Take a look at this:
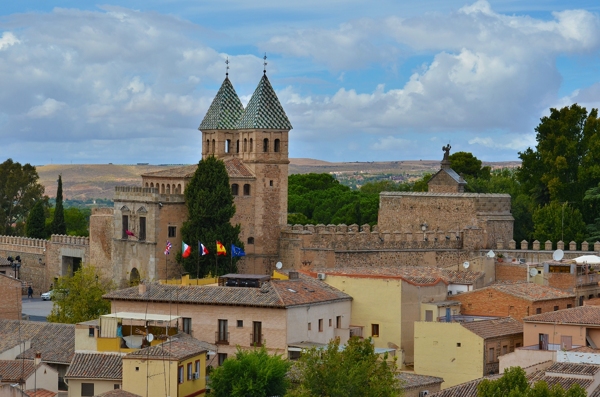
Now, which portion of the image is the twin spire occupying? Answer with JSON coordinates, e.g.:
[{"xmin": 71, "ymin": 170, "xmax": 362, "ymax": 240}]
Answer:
[{"xmin": 198, "ymin": 56, "xmax": 292, "ymax": 131}]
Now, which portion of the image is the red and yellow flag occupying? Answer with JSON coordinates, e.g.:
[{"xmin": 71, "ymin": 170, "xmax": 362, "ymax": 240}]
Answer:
[{"xmin": 216, "ymin": 241, "xmax": 227, "ymax": 256}]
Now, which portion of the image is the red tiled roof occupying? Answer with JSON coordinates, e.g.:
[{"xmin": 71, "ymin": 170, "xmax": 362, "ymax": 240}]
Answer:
[
  {"xmin": 461, "ymin": 317, "xmax": 523, "ymax": 339},
  {"xmin": 124, "ymin": 333, "xmax": 207, "ymax": 362},
  {"xmin": 524, "ymin": 305, "xmax": 600, "ymax": 325},
  {"xmin": 96, "ymin": 390, "xmax": 141, "ymax": 397},
  {"xmin": 0, "ymin": 360, "xmax": 36, "ymax": 382},
  {"xmin": 140, "ymin": 158, "xmax": 254, "ymax": 180},
  {"xmin": 25, "ymin": 389, "xmax": 57, "ymax": 397},
  {"xmin": 544, "ymin": 362, "xmax": 600, "ymax": 376},
  {"xmin": 224, "ymin": 157, "xmax": 254, "ymax": 178},
  {"xmin": 396, "ymin": 372, "xmax": 444, "ymax": 389},
  {"xmin": 65, "ymin": 353, "xmax": 123, "ymax": 380},
  {"xmin": 104, "ymin": 276, "xmax": 351, "ymax": 308},
  {"xmin": 459, "ymin": 283, "xmax": 574, "ymax": 302}
]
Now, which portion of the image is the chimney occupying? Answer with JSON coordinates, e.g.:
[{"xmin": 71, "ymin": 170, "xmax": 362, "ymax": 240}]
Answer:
[
  {"xmin": 138, "ymin": 282, "xmax": 146, "ymax": 295},
  {"xmin": 34, "ymin": 352, "xmax": 41, "ymax": 366},
  {"xmin": 289, "ymin": 271, "xmax": 299, "ymax": 280}
]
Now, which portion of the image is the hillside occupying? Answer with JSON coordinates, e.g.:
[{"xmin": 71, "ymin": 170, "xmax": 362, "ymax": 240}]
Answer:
[{"xmin": 37, "ymin": 159, "xmax": 521, "ymax": 200}]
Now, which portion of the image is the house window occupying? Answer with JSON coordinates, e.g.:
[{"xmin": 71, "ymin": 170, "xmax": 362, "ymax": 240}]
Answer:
[
  {"xmin": 371, "ymin": 324, "xmax": 379, "ymax": 337},
  {"xmin": 178, "ymin": 366, "xmax": 184, "ymax": 383},
  {"xmin": 269, "ymin": 180, "xmax": 273, "ymax": 186},
  {"xmin": 329, "ymin": 319, "xmax": 332, "ymax": 327},
  {"xmin": 336, "ymin": 316, "xmax": 342, "ymax": 328},
  {"xmin": 567, "ymin": 304, "xmax": 572, "ymax": 308},
  {"xmin": 195, "ymin": 360, "xmax": 200, "ymax": 377},
  {"xmin": 536, "ymin": 308, "xmax": 542, "ymax": 314},
  {"xmin": 218, "ymin": 353, "xmax": 227, "ymax": 366},
  {"xmin": 252, "ymin": 321, "xmax": 262, "ymax": 346},
  {"xmin": 217, "ymin": 319, "xmax": 228, "ymax": 344},
  {"xmin": 243, "ymin": 184, "xmax": 251, "ymax": 196},
  {"xmin": 274, "ymin": 139, "xmax": 280, "ymax": 152},
  {"xmin": 457, "ymin": 343, "xmax": 461, "ymax": 347},
  {"xmin": 168, "ymin": 226, "xmax": 176, "ymax": 238},
  {"xmin": 502, "ymin": 345, "xmax": 507, "ymax": 355},
  {"xmin": 114, "ymin": 384, "xmax": 120, "ymax": 389},
  {"xmin": 554, "ymin": 306, "xmax": 559, "ymax": 311},
  {"xmin": 308, "ymin": 322, "xmax": 311, "ymax": 331},
  {"xmin": 425, "ymin": 310, "xmax": 433, "ymax": 322},
  {"xmin": 139, "ymin": 217, "xmax": 146, "ymax": 241},
  {"xmin": 88, "ymin": 327, "xmax": 94, "ymax": 337},
  {"xmin": 232, "ymin": 184, "xmax": 239, "ymax": 196},
  {"xmin": 122, "ymin": 215, "xmax": 129, "ymax": 239},
  {"xmin": 187, "ymin": 362, "xmax": 193, "ymax": 380},
  {"xmin": 237, "ymin": 320, "xmax": 243, "ymax": 328},
  {"xmin": 263, "ymin": 138, "xmax": 269, "ymax": 152},
  {"xmin": 248, "ymin": 237, "xmax": 254, "ymax": 244},
  {"xmin": 488, "ymin": 347, "xmax": 495, "ymax": 363},
  {"xmin": 539, "ymin": 333, "xmax": 549, "ymax": 350},
  {"xmin": 319, "ymin": 319, "xmax": 323, "ymax": 332},
  {"xmin": 81, "ymin": 383, "xmax": 94, "ymax": 396},
  {"xmin": 183, "ymin": 318, "xmax": 192, "ymax": 335}
]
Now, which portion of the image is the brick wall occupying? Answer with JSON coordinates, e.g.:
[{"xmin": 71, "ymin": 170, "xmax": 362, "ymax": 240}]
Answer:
[
  {"xmin": 452, "ymin": 289, "xmax": 576, "ymax": 321},
  {"xmin": 496, "ymin": 263, "xmax": 527, "ymax": 282},
  {"xmin": 0, "ymin": 274, "xmax": 22, "ymax": 320}
]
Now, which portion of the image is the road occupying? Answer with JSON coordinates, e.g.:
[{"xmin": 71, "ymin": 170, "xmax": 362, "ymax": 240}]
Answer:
[{"xmin": 22, "ymin": 297, "xmax": 53, "ymax": 322}]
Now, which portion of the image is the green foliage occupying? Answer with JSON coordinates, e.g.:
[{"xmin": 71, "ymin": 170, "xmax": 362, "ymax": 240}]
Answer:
[
  {"xmin": 0, "ymin": 159, "xmax": 45, "ymax": 235},
  {"xmin": 180, "ymin": 156, "xmax": 242, "ymax": 277},
  {"xmin": 64, "ymin": 207, "xmax": 90, "ymax": 237},
  {"xmin": 449, "ymin": 151, "xmax": 491, "ymax": 179},
  {"xmin": 478, "ymin": 366, "xmax": 586, "ymax": 397},
  {"xmin": 359, "ymin": 180, "xmax": 413, "ymax": 194},
  {"xmin": 412, "ymin": 173, "xmax": 432, "ymax": 192},
  {"xmin": 532, "ymin": 202, "xmax": 586, "ymax": 245},
  {"xmin": 26, "ymin": 200, "xmax": 47, "ymax": 239},
  {"xmin": 287, "ymin": 337, "xmax": 402, "ymax": 397},
  {"xmin": 209, "ymin": 345, "xmax": 291, "ymax": 397},
  {"xmin": 47, "ymin": 264, "xmax": 114, "ymax": 324},
  {"xmin": 51, "ymin": 175, "xmax": 67, "ymax": 235}
]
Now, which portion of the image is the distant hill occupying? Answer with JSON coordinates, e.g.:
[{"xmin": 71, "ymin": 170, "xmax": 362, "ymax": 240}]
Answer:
[{"xmin": 37, "ymin": 159, "xmax": 521, "ymax": 200}]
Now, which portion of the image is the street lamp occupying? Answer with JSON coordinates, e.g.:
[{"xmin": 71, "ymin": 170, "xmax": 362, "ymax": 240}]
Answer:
[{"xmin": 7, "ymin": 256, "xmax": 21, "ymax": 279}]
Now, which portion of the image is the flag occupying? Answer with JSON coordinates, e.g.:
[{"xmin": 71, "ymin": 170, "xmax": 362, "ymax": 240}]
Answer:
[
  {"xmin": 126, "ymin": 230, "xmax": 136, "ymax": 237},
  {"xmin": 198, "ymin": 242, "xmax": 209, "ymax": 256},
  {"xmin": 164, "ymin": 241, "xmax": 172, "ymax": 255},
  {"xmin": 216, "ymin": 241, "xmax": 227, "ymax": 256},
  {"xmin": 231, "ymin": 244, "xmax": 246, "ymax": 257},
  {"xmin": 182, "ymin": 242, "xmax": 192, "ymax": 258}
]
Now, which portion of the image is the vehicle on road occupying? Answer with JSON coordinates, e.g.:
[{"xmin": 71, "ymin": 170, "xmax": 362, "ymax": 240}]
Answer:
[{"xmin": 41, "ymin": 290, "xmax": 53, "ymax": 301}]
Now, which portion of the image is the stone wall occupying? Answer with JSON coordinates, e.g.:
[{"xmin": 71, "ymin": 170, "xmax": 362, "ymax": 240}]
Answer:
[
  {"xmin": 0, "ymin": 274, "xmax": 22, "ymax": 320},
  {"xmin": 89, "ymin": 207, "xmax": 114, "ymax": 274},
  {"xmin": 0, "ymin": 235, "xmax": 48, "ymax": 293}
]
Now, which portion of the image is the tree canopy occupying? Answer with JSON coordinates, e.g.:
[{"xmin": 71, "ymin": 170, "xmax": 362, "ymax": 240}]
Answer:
[
  {"xmin": 287, "ymin": 337, "xmax": 402, "ymax": 397},
  {"xmin": 478, "ymin": 366, "xmax": 586, "ymax": 397},
  {"xmin": 180, "ymin": 156, "xmax": 242, "ymax": 277},
  {"xmin": 0, "ymin": 159, "xmax": 45, "ymax": 235},
  {"xmin": 26, "ymin": 200, "xmax": 47, "ymax": 239},
  {"xmin": 208, "ymin": 345, "xmax": 291, "ymax": 397},
  {"xmin": 449, "ymin": 151, "xmax": 491, "ymax": 179},
  {"xmin": 47, "ymin": 264, "xmax": 114, "ymax": 324},
  {"xmin": 50, "ymin": 175, "xmax": 67, "ymax": 235}
]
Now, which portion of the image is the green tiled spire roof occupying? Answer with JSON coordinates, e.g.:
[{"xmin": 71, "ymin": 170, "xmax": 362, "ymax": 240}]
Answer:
[
  {"xmin": 199, "ymin": 77, "xmax": 244, "ymax": 130},
  {"xmin": 236, "ymin": 74, "xmax": 293, "ymax": 130}
]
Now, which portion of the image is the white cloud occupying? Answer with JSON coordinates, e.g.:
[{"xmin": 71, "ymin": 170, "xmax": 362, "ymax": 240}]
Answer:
[
  {"xmin": 0, "ymin": 32, "xmax": 19, "ymax": 50},
  {"xmin": 27, "ymin": 98, "xmax": 67, "ymax": 118}
]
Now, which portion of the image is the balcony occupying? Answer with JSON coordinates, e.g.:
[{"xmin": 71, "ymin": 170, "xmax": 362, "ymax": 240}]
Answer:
[
  {"xmin": 250, "ymin": 333, "xmax": 264, "ymax": 347},
  {"xmin": 215, "ymin": 332, "xmax": 229, "ymax": 345},
  {"xmin": 576, "ymin": 273, "xmax": 600, "ymax": 286},
  {"xmin": 349, "ymin": 326, "xmax": 363, "ymax": 338}
]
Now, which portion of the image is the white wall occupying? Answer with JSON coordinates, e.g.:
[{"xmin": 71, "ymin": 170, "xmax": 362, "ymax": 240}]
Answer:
[{"xmin": 286, "ymin": 301, "xmax": 352, "ymax": 345}]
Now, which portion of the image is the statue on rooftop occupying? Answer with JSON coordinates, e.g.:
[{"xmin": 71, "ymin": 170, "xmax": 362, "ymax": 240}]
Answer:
[{"xmin": 442, "ymin": 144, "xmax": 451, "ymax": 161}]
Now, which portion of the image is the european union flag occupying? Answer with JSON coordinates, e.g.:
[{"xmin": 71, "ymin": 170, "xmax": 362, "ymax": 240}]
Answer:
[{"xmin": 231, "ymin": 244, "xmax": 246, "ymax": 257}]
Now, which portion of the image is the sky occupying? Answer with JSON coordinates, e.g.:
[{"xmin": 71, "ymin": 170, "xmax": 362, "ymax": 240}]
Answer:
[{"xmin": 1, "ymin": 1, "xmax": 600, "ymax": 165}]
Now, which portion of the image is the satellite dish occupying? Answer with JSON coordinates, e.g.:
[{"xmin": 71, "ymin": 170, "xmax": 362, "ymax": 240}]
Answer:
[
  {"xmin": 529, "ymin": 268, "xmax": 538, "ymax": 278},
  {"xmin": 463, "ymin": 261, "xmax": 470, "ymax": 269},
  {"xmin": 486, "ymin": 250, "xmax": 495, "ymax": 258},
  {"xmin": 276, "ymin": 262, "xmax": 283, "ymax": 270},
  {"xmin": 553, "ymin": 249, "xmax": 564, "ymax": 261},
  {"xmin": 146, "ymin": 333, "xmax": 154, "ymax": 342}
]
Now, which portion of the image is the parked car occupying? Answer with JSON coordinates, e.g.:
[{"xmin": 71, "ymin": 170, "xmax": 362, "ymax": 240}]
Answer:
[
  {"xmin": 41, "ymin": 289, "xmax": 68, "ymax": 301},
  {"xmin": 41, "ymin": 290, "xmax": 53, "ymax": 301}
]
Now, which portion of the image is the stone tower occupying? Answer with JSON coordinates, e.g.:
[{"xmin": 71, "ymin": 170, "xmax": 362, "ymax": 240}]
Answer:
[{"xmin": 199, "ymin": 73, "xmax": 292, "ymax": 273}]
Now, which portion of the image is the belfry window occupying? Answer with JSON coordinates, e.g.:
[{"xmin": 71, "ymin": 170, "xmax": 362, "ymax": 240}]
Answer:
[
  {"xmin": 263, "ymin": 138, "xmax": 269, "ymax": 152},
  {"xmin": 243, "ymin": 184, "xmax": 251, "ymax": 196},
  {"xmin": 232, "ymin": 184, "xmax": 239, "ymax": 196},
  {"xmin": 274, "ymin": 139, "xmax": 280, "ymax": 152}
]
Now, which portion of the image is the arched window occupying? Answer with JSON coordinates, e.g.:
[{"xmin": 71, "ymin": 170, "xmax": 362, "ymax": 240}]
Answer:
[
  {"xmin": 231, "ymin": 184, "xmax": 239, "ymax": 196},
  {"xmin": 250, "ymin": 138, "xmax": 253, "ymax": 152},
  {"xmin": 243, "ymin": 184, "xmax": 251, "ymax": 196},
  {"xmin": 244, "ymin": 138, "xmax": 247, "ymax": 152},
  {"xmin": 206, "ymin": 139, "xmax": 210, "ymax": 154},
  {"xmin": 274, "ymin": 139, "xmax": 280, "ymax": 153},
  {"xmin": 236, "ymin": 140, "xmax": 240, "ymax": 153},
  {"xmin": 166, "ymin": 184, "xmax": 171, "ymax": 194},
  {"xmin": 247, "ymin": 237, "xmax": 255, "ymax": 244},
  {"xmin": 161, "ymin": 184, "xmax": 165, "ymax": 194},
  {"xmin": 130, "ymin": 268, "xmax": 140, "ymax": 286},
  {"xmin": 263, "ymin": 138, "xmax": 269, "ymax": 152},
  {"xmin": 212, "ymin": 139, "xmax": 216, "ymax": 153},
  {"xmin": 226, "ymin": 139, "xmax": 232, "ymax": 153},
  {"xmin": 145, "ymin": 182, "xmax": 149, "ymax": 187},
  {"xmin": 177, "ymin": 184, "xmax": 182, "ymax": 194}
]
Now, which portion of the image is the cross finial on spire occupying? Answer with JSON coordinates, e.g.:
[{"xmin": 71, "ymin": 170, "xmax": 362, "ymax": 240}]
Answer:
[
  {"xmin": 225, "ymin": 57, "xmax": 230, "ymax": 77},
  {"xmin": 263, "ymin": 53, "xmax": 267, "ymax": 75}
]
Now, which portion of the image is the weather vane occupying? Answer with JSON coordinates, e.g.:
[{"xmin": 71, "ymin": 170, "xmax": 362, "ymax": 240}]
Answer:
[
  {"xmin": 225, "ymin": 57, "xmax": 230, "ymax": 77},
  {"xmin": 263, "ymin": 53, "xmax": 267, "ymax": 74}
]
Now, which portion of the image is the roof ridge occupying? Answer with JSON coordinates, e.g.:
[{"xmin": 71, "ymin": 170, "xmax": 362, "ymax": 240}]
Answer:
[{"xmin": 268, "ymin": 281, "xmax": 286, "ymax": 306}]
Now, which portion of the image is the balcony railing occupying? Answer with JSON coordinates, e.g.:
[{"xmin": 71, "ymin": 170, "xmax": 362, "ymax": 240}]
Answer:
[
  {"xmin": 215, "ymin": 332, "xmax": 229, "ymax": 345},
  {"xmin": 250, "ymin": 333, "xmax": 264, "ymax": 347},
  {"xmin": 349, "ymin": 326, "xmax": 363, "ymax": 338}
]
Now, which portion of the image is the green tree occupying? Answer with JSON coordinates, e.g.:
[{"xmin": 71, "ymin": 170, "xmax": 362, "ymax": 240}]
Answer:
[
  {"xmin": 288, "ymin": 337, "xmax": 402, "ymax": 397},
  {"xmin": 532, "ymin": 202, "xmax": 586, "ymax": 245},
  {"xmin": 51, "ymin": 175, "xmax": 67, "ymax": 235},
  {"xmin": 180, "ymin": 156, "xmax": 242, "ymax": 277},
  {"xmin": 47, "ymin": 264, "xmax": 114, "ymax": 324},
  {"xmin": 412, "ymin": 173, "xmax": 432, "ymax": 192},
  {"xmin": 0, "ymin": 159, "xmax": 45, "ymax": 235},
  {"xmin": 26, "ymin": 200, "xmax": 47, "ymax": 239},
  {"xmin": 478, "ymin": 366, "xmax": 586, "ymax": 397},
  {"xmin": 449, "ymin": 151, "xmax": 491, "ymax": 179},
  {"xmin": 209, "ymin": 345, "xmax": 291, "ymax": 397},
  {"xmin": 64, "ymin": 207, "xmax": 90, "ymax": 237}
]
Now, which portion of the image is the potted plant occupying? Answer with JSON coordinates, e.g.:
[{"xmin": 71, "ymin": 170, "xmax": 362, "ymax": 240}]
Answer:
[{"xmin": 497, "ymin": 253, "xmax": 504, "ymax": 263}]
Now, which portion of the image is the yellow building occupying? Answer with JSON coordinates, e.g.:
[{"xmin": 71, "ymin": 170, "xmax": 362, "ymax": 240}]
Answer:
[
  {"xmin": 414, "ymin": 317, "xmax": 522, "ymax": 389},
  {"xmin": 122, "ymin": 333, "xmax": 207, "ymax": 397}
]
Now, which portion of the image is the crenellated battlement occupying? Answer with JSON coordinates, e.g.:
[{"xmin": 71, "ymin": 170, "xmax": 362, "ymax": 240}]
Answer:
[
  {"xmin": 0, "ymin": 235, "xmax": 47, "ymax": 250},
  {"xmin": 114, "ymin": 185, "xmax": 185, "ymax": 203},
  {"xmin": 506, "ymin": 239, "xmax": 600, "ymax": 252},
  {"xmin": 50, "ymin": 234, "xmax": 89, "ymax": 246}
]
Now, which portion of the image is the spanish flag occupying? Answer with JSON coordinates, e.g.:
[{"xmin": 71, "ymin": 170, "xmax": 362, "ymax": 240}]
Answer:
[{"xmin": 216, "ymin": 241, "xmax": 227, "ymax": 256}]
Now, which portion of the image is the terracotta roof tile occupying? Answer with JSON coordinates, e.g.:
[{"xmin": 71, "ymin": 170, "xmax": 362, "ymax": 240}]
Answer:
[
  {"xmin": 429, "ymin": 377, "xmax": 487, "ymax": 397},
  {"xmin": 141, "ymin": 158, "xmax": 254, "ymax": 180},
  {"xmin": 461, "ymin": 317, "xmax": 523, "ymax": 339},
  {"xmin": 544, "ymin": 362, "xmax": 600, "ymax": 376},
  {"xmin": 396, "ymin": 372, "xmax": 444, "ymax": 389},
  {"xmin": 124, "ymin": 333, "xmax": 207, "ymax": 361},
  {"xmin": 0, "ymin": 360, "xmax": 36, "ymax": 382},
  {"xmin": 65, "ymin": 353, "xmax": 123, "ymax": 380},
  {"xmin": 0, "ymin": 320, "xmax": 74, "ymax": 364},
  {"xmin": 104, "ymin": 275, "xmax": 351, "ymax": 308},
  {"xmin": 96, "ymin": 390, "xmax": 141, "ymax": 397},
  {"xmin": 141, "ymin": 165, "xmax": 198, "ymax": 178},
  {"xmin": 25, "ymin": 389, "xmax": 57, "ymax": 397},
  {"xmin": 461, "ymin": 283, "xmax": 574, "ymax": 302},
  {"xmin": 224, "ymin": 157, "xmax": 254, "ymax": 178},
  {"xmin": 524, "ymin": 305, "xmax": 600, "ymax": 325}
]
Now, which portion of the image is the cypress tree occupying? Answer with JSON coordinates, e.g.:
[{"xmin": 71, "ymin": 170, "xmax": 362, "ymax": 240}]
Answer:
[
  {"xmin": 26, "ymin": 200, "xmax": 46, "ymax": 239},
  {"xmin": 180, "ymin": 156, "xmax": 243, "ymax": 277},
  {"xmin": 51, "ymin": 175, "xmax": 67, "ymax": 235}
]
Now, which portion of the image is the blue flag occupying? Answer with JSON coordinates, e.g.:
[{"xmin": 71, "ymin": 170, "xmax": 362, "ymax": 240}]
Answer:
[{"xmin": 231, "ymin": 244, "xmax": 246, "ymax": 257}]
